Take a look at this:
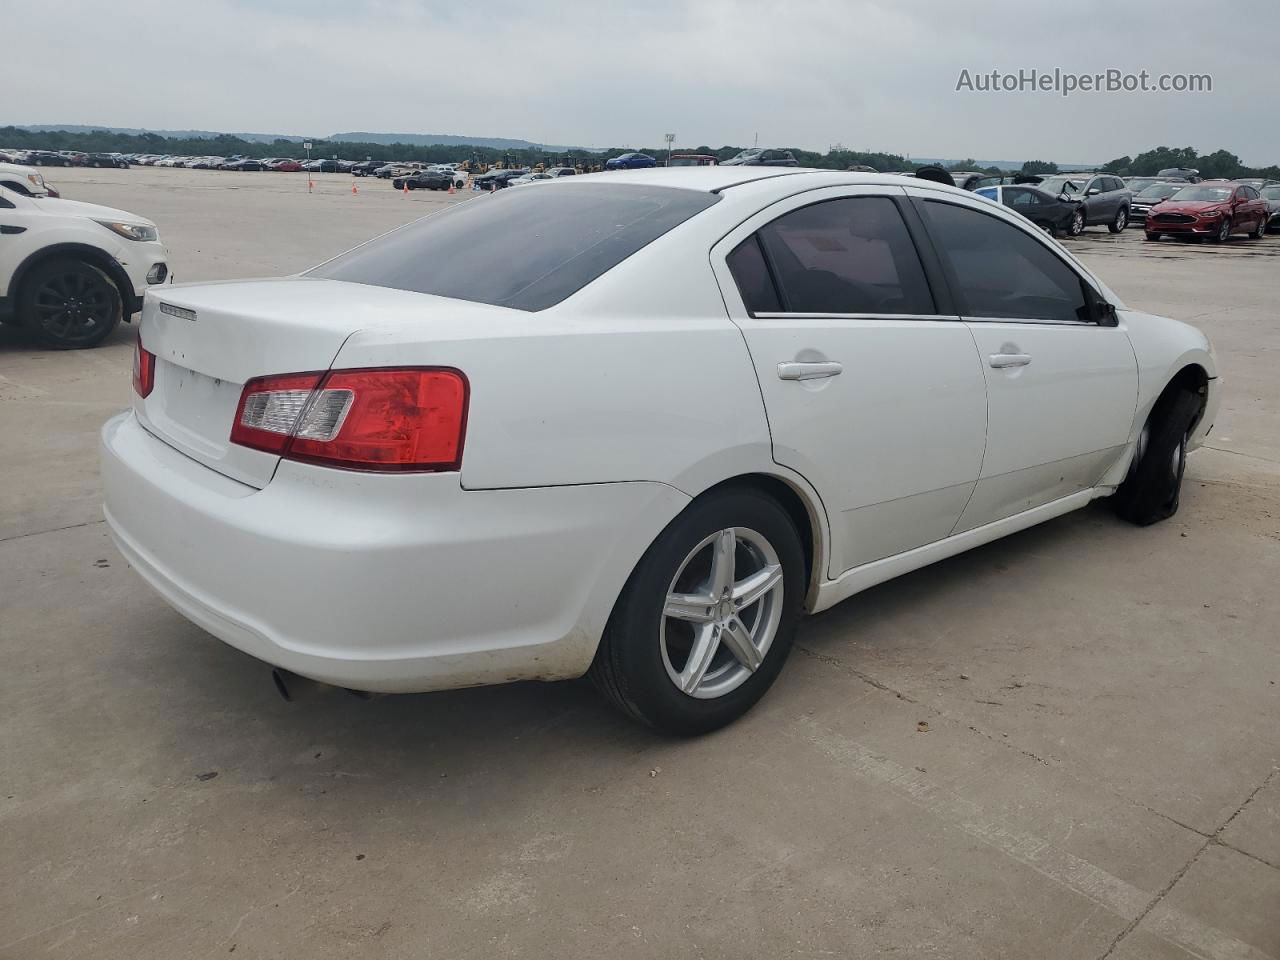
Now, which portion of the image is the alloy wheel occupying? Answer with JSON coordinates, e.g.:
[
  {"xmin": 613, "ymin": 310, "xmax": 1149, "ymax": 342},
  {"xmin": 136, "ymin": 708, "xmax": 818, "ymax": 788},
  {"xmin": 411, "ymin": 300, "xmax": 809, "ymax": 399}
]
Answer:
[
  {"xmin": 32, "ymin": 268, "xmax": 114, "ymax": 345},
  {"xmin": 660, "ymin": 527, "xmax": 785, "ymax": 699},
  {"xmin": 1070, "ymin": 211, "xmax": 1084, "ymax": 236}
]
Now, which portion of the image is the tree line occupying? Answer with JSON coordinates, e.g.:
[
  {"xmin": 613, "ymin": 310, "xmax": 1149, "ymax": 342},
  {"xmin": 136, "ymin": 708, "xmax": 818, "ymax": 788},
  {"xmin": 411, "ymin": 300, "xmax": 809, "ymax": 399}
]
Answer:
[{"xmin": 3, "ymin": 127, "xmax": 1276, "ymax": 180}]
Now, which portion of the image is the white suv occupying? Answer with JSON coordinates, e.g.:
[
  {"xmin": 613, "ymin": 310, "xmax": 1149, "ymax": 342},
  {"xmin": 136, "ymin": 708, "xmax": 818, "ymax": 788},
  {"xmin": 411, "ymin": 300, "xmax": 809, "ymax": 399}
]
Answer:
[{"xmin": 0, "ymin": 173, "xmax": 170, "ymax": 348}]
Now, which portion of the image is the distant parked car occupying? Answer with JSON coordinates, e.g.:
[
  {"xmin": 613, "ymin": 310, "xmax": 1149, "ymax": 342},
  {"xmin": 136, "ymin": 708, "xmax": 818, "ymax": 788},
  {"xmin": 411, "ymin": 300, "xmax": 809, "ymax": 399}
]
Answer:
[
  {"xmin": 1260, "ymin": 185, "xmax": 1280, "ymax": 232},
  {"xmin": 720, "ymin": 148, "xmax": 798, "ymax": 167},
  {"xmin": 1129, "ymin": 183, "xmax": 1185, "ymax": 226},
  {"xmin": 1146, "ymin": 182, "xmax": 1270, "ymax": 242},
  {"xmin": 221, "ymin": 159, "xmax": 266, "ymax": 171},
  {"xmin": 1156, "ymin": 167, "xmax": 1201, "ymax": 183},
  {"xmin": 605, "ymin": 152, "xmax": 658, "ymax": 170},
  {"xmin": 86, "ymin": 153, "xmax": 129, "ymax": 169},
  {"xmin": 305, "ymin": 159, "xmax": 340, "ymax": 173},
  {"xmin": 543, "ymin": 166, "xmax": 577, "ymax": 177},
  {"xmin": 189, "ymin": 157, "xmax": 225, "ymax": 170},
  {"xmin": 668, "ymin": 154, "xmax": 718, "ymax": 167},
  {"xmin": 25, "ymin": 151, "xmax": 71, "ymax": 167},
  {"xmin": 394, "ymin": 169, "xmax": 450, "ymax": 191},
  {"xmin": 1036, "ymin": 173, "xmax": 1132, "ymax": 232},
  {"xmin": 509, "ymin": 172, "xmax": 553, "ymax": 186},
  {"xmin": 473, "ymin": 168, "xmax": 530, "ymax": 190},
  {"xmin": 266, "ymin": 159, "xmax": 301, "ymax": 172},
  {"xmin": 950, "ymin": 171, "xmax": 1004, "ymax": 191},
  {"xmin": 974, "ymin": 184, "xmax": 1086, "ymax": 236},
  {"xmin": 350, "ymin": 161, "xmax": 383, "ymax": 177}
]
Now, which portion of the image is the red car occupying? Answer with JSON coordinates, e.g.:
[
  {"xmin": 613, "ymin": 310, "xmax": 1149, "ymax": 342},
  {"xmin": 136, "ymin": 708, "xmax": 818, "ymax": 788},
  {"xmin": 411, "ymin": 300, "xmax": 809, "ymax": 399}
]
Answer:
[
  {"xmin": 269, "ymin": 159, "xmax": 303, "ymax": 172},
  {"xmin": 1146, "ymin": 181, "xmax": 1270, "ymax": 242}
]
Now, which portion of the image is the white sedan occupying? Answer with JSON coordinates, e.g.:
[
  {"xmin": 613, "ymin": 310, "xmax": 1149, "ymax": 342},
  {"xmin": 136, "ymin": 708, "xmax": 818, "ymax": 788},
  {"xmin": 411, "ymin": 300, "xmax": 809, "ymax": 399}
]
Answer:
[{"xmin": 101, "ymin": 168, "xmax": 1219, "ymax": 734}]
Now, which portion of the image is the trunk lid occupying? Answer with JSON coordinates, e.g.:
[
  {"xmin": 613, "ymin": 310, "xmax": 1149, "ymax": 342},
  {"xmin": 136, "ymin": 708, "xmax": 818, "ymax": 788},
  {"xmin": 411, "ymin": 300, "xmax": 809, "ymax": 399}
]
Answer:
[{"xmin": 135, "ymin": 277, "xmax": 451, "ymax": 487}]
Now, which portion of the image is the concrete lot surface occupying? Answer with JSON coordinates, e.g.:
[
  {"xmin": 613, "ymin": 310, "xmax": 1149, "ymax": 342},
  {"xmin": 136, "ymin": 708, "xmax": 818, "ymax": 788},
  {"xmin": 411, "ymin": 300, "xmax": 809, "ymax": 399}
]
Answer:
[{"xmin": 2, "ymin": 167, "xmax": 1277, "ymax": 959}]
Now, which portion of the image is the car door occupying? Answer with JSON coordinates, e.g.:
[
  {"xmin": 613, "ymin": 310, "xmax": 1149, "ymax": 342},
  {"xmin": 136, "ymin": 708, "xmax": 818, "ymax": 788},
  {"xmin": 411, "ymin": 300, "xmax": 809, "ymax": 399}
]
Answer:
[
  {"xmin": 1082, "ymin": 176, "xmax": 1108, "ymax": 223},
  {"xmin": 711, "ymin": 186, "xmax": 988, "ymax": 576},
  {"xmin": 907, "ymin": 189, "xmax": 1137, "ymax": 531}
]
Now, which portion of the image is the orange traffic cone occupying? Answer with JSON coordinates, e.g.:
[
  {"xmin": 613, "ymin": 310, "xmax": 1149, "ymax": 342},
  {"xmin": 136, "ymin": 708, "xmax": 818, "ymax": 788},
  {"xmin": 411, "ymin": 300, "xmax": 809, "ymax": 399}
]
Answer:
[
  {"xmin": 448, "ymin": 182, "xmax": 456, "ymax": 195},
  {"xmin": 308, "ymin": 179, "xmax": 315, "ymax": 191},
  {"xmin": 351, "ymin": 182, "xmax": 358, "ymax": 195}
]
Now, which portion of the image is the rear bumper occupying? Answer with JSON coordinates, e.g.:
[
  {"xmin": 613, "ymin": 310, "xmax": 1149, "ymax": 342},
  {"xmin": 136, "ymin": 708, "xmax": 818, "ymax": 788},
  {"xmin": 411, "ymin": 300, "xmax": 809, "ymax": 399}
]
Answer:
[{"xmin": 101, "ymin": 412, "xmax": 688, "ymax": 693}]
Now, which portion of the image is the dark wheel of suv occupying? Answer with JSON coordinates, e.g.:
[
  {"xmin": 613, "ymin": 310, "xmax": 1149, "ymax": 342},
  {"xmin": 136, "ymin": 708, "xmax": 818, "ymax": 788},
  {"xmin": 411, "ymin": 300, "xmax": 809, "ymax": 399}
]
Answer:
[
  {"xmin": 1108, "ymin": 206, "xmax": 1128, "ymax": 233},
  {"xmin": 1145, "ymin": 232, "xmax": 1161, "ymax": 241},
  {"xmin": 1067, "ymin": 209, "xmax": 1085, "ymax": 237},
  {"xmin": 17, "ymin": 258, "xmax": 122, "ymax": 349},
  {"xmin": 590, "ymin": 487, "xmax": 805, "ymax": 735},
  {"xmin": 1112, "ymin": 390, "xmax": 1202, "ymax": 526},
  {"xmin": 1249, "ymin": 216, "xmax": 1266, "ymax": 240},
  {"xmin": 1211, "ymin": 217, "xmax": 1232, "ymax": 243}
]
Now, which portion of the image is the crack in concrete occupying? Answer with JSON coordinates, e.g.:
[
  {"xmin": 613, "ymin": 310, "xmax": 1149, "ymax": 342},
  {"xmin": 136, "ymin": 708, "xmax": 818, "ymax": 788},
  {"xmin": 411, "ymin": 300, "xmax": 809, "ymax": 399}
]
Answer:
[
  {"xmin": 793, "ymin": 644, "xmax": 918, "ymax": 703},
  {"xmin": 1097, "ymin": 768, "xmax": 1279, "ymax": 959},
  {"xmin": 0, "ymin": 518, "xmax": 105, "ymax": 544}
]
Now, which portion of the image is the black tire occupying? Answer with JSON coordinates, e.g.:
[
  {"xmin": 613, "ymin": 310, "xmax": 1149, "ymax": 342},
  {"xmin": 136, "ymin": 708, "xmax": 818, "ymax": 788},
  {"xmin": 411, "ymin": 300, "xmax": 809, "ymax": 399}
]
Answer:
[
  {"xmin": 1113, "ymin": 390, "xmax": 1202, "ymax": 526},
  {"xmin": 1211, "ymin": 217, "xmax": 1231, "ymax": 243},
  {"xmin": 589, "ymin": 487, "xmax": 806, "ymax": 735},
  {"xmin": 1249, "ymin": 216, "xmax": 1265, "ymax": 240},
  {"xmin": 1108, "ymin": 206, "xmax": 1128, "ymax": 233},
  {"xmin": 1145, "ymin": 232, "xmax": 1160, "ymax": 242},
  {"xmin": 1067, "ymin": 209, "xmax": 1085, "ymax": 237},
  {"xmin": 17, "ymin": 258, "xmax": 122, "ymax": 349}
]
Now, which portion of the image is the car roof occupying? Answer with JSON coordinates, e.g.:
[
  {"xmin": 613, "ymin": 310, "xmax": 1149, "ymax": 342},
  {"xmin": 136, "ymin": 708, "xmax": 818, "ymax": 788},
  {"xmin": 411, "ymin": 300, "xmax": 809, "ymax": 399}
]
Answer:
[{"xmin": 577, "ymin": 166, "xmax": 809, "ymax": 192}]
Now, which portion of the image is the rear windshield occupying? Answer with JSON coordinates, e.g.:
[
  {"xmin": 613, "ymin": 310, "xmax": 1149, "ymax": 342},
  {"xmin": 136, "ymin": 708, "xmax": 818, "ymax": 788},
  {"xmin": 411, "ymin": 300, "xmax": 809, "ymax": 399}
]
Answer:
[{"xmin": 309, "ymin": 183, "xmax": 719, "ymax": 311}]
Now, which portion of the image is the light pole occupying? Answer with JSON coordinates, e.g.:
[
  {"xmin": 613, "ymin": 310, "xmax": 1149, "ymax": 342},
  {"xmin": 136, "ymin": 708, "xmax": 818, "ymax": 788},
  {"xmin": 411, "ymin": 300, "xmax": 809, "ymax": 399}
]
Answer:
[{"xmin": 665, "ymin": 133, "xmax": 675, "ymax": 167}]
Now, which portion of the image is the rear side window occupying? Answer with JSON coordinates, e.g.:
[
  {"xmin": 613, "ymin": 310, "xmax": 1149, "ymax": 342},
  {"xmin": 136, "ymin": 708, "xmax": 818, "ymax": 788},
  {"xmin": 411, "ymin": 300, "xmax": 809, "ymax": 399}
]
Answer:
[
  {"xmin": 726, "ymin": 236, "xmax": 781, "ymax": 313},
  {"xmin": 754, "ymin": 197, "xmax": 935, "ymax": 315},
  {"xmin": 309, "ymin": 183, "xmax": 720, "ymax": 312},
  {"xmin": 922, "ymin": 200, "xmax": 1090, "ymax": 324}
]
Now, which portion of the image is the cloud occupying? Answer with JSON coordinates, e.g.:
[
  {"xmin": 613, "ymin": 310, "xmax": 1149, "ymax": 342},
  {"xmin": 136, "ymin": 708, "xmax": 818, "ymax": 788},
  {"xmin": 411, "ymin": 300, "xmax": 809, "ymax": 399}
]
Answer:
[{"xmin": 4, "ymin": 0, "xmax": 1277, "ymax": 164}]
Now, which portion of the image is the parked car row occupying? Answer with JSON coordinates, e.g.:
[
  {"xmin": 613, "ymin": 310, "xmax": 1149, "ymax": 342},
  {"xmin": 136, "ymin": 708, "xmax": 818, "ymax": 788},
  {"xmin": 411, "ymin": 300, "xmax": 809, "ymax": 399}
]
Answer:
[{"xmin": 1, "ymin": 149, "xmax": 129, "ymax": 168}]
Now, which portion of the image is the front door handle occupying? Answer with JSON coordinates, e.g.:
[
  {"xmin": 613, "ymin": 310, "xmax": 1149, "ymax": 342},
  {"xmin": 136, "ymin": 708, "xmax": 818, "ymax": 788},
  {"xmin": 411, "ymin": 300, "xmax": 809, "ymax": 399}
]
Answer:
[
  {"xmin": 777, "ymin": 361, "xmax": 843, "ymax": 381},
  {"xmin": 989, "ymin": 353, "xmax": 1032, "ymax": 369}
]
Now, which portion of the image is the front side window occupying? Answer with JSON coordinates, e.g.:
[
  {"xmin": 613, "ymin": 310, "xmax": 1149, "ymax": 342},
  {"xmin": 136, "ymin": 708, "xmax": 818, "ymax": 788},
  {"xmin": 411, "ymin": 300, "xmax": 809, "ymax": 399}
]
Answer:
[
  {"xmin": 309, "ymin": 183, "xmax": 719, "ymax": 312},
  {"xmin": 753, "ymin": 197, "xmax": 935, "ymax": 315},
  {"xmin": 922, "ymin": 200, "xmax": 1091, "ymax": 324}
]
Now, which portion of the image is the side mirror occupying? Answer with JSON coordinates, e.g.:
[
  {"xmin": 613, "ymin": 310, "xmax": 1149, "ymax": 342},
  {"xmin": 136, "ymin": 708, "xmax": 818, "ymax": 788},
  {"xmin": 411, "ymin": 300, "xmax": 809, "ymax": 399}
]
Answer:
[
  {"xmin": 1093, "ymin": 299, "xmax": 1119, "ymax": 327},
  {"xmin": 1087, "ymin": 187, "xmax": 1102, "ymax": 196}
]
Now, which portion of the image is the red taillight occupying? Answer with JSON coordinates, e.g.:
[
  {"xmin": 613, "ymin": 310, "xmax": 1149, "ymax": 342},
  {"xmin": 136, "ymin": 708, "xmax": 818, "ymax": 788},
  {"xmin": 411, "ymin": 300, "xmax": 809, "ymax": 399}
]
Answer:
[
  {"xmin": 229, "ymin": 367, "xmax": 468, "ymax": 472},
  {"xmin": 132, "ymin": 340, "xmax": 156, "ymax": 398}
]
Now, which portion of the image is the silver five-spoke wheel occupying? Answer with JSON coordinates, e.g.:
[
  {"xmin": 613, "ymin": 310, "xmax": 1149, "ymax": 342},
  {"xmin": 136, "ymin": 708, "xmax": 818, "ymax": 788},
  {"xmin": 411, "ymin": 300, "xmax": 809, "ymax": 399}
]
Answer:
[{"xmin": 660, "ymin": 527, "xmax": 784, "ymax": 699}]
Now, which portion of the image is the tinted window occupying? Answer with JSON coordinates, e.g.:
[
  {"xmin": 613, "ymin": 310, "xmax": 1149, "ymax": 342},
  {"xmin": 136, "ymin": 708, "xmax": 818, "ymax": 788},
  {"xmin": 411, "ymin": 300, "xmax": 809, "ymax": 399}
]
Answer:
[
  {"xmin": 726, "ymin": 235, "xmax": 781, "ymax": 314},
  {"xmin": 1241, "ymin": 186, "xmax": 1259, "ymax": 199},
  {"xmin": 922, "ymin": 200, "xmax": 1090, "ymax": 324},
  {"xmin": 1004, "ymin": 187, "xmax": 1037, "ymax": 208},
  {"xmin": 309, "ymin": 184, "xmax": 719, "ymax": 312},
  {"xmin": 756, "ymin": 197, "xmax": 934, "ymax": 315}
]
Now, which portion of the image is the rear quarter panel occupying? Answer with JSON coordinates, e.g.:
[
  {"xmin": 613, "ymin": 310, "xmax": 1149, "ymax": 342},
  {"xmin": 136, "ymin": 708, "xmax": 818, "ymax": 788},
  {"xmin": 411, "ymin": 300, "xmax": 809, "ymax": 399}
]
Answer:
[{"xmin": 330, "ymin": 278, "xmax": 775, "ymax": 495}]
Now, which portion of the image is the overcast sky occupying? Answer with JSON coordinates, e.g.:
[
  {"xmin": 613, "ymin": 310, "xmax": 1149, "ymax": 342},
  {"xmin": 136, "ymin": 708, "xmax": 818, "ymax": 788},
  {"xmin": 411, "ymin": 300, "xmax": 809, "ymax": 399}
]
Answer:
[{"xmin": 6, "ymin": 0, "xmax": 1277, "ymax": 164}]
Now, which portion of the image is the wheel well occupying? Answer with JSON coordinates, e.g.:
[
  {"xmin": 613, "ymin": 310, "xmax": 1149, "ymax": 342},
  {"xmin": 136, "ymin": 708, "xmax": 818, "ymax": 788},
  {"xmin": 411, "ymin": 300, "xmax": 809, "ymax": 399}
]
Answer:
[
  {"xmin": 1152, "ymin": 364, "xmax": 1209, "ymax": 432},
  {"xmin": 698, "ymin": 474, "xmax": 820, "ymax": 590},
  {"xmin": 9, "ymin": 244, "xmax": 135, "ymax": 309}
]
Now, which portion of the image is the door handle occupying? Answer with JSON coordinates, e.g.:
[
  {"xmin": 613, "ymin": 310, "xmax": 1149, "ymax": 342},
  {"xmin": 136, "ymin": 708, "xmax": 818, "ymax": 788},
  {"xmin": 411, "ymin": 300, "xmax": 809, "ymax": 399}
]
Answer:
[
  {"xmin": 989, "ymin": 353, "xmax": 1032, "ymax": 369},
  {"xmin": 777, "ymin": 361, "xmax": 843, "ymax": 381}
]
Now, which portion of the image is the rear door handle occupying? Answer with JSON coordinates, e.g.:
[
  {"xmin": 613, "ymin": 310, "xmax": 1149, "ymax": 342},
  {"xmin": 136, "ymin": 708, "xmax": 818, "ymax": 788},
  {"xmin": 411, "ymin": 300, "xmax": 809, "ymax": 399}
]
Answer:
[
  {"xmin": 777, "ymin": 361, "xmax": 843, "ymax": 381},
  {"xmin": 989, "ymin": 353, "xmax": 1032, "ymax": 369}
]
